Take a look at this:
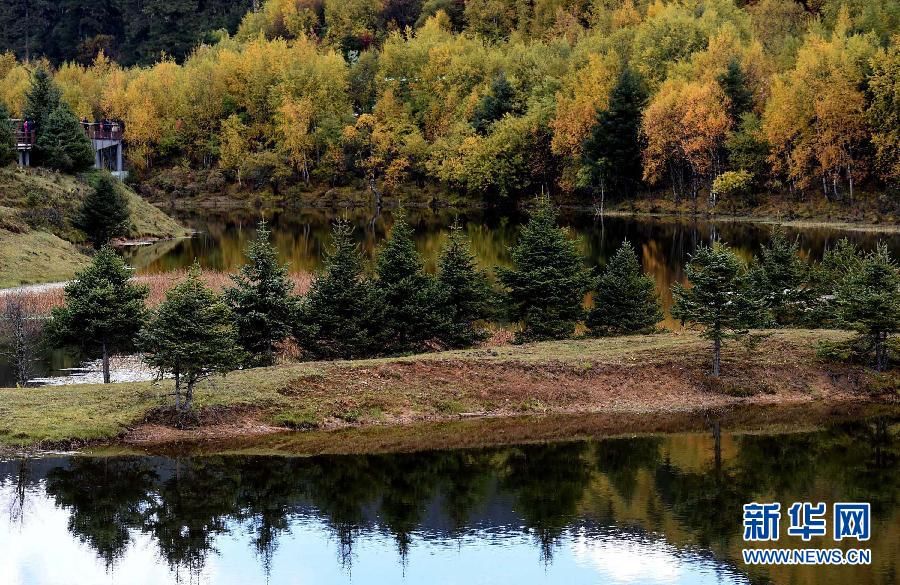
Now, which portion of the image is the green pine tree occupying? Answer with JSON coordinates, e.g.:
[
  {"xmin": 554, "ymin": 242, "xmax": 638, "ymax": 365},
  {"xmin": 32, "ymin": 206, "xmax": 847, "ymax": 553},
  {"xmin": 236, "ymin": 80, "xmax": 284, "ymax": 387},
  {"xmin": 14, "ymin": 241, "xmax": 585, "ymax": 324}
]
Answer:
[
  {"xmin": 23, "ymin": 67, "xmax": 62, "ymax": 133},
  {"xmin": 140, "ymin": 264, "xmax": 243, "ymax": 411},
  {"xmin": 748, "ymin": 230, "xmax": 812, "ymax": 326},
  {"xmin": 437, "ymin": 223, "xmax": 494, "ymax": 348},
  {"xmin": 75, "ymin": 172, "xmax": 131, "ymax": 248},
  {"xmin": 724, "ymin": 113, "xmax": 769, "ymax": 182},
  {"xmin": 224, "ymin": 220, "xmax": 299, "ymax": 366},
  {"xmin": 46, "ymin": 247, "xmax": 148, "ymax": 384},
  {"xmin": 672, "ymin": 243, "xmax": 763, "ymax": 376},
  {"xmin": 835, "ymin": 243, "xmax": 900, "ymax": 371},
  {"xmin": 587, "ymin": 240, "xmax": 662, "ymax": 336},
  {"xmin": 717, "ymin": 58, "xmax": 754, "ymax": 124},
  {"xmin": 580, "ymin": 66, "xmax": 647, "ymax": 199},
  {"xmin": 0, "ymin": 104, "xmax": 15, "ymax": 165},
  {"xmin": 296, "ymin": 219, "xmax": 376, "ymax": 360},
  {"xmin": 471, "ymin": 72, "xmax": 516, "ymax": 135},
  {"xmin": 372, "ymin": 211, "xmax": 450, "ymax": 354},
  {"xmin": 808, "ymin": 238, "xmax": 863, "ymax": 327},
  {"xmin": 36, "ymin": 103, "xmax": 95, "ymax": 173},
  {"xmin": 497, "ymin": 198, "xmax": 592, "ymax": 341}
]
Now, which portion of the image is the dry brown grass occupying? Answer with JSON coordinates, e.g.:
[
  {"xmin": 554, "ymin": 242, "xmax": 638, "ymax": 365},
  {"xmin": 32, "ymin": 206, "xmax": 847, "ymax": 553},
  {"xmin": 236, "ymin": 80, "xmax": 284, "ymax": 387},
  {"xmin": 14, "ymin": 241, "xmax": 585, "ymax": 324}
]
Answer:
[
  {"xmin": 0, "ymin": 329, "xmax": 893, "ymax": 451},
  {"xmin": 137, "ymin": 270, "xmax": 313, "ymax": 306},
  {"xmin": 0, "ymin": 270, "xmax": 313, "ymax": 315}
]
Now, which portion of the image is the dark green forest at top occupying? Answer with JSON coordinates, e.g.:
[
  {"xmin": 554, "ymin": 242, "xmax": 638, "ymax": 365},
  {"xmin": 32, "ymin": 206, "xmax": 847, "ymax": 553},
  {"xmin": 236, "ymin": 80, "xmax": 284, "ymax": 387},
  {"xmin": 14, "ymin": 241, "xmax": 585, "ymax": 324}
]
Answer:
[{"xmin": 0, "ymin": 0, "xmax": 253, "ymax": 66}]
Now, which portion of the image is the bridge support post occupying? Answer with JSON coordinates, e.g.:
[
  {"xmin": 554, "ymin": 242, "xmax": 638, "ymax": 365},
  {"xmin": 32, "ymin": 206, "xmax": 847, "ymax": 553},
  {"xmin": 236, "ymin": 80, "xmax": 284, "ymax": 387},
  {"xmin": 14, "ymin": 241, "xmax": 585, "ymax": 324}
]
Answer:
[{"xmin": 116, "ymin": 142, "xmax": 123, "ymax": 173}]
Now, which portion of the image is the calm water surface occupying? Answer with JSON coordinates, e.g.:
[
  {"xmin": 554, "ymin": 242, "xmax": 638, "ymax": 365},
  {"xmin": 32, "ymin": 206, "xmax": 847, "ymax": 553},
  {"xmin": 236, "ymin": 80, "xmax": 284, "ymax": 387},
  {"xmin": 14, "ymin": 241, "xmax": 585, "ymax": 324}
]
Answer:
[
  {"xmin": 1, "ymin": 418, "xmax": 898, "ymax": 584},
  {"xmin": 126, "ymin": 207, "xmax": 900, "ymax": 319}
]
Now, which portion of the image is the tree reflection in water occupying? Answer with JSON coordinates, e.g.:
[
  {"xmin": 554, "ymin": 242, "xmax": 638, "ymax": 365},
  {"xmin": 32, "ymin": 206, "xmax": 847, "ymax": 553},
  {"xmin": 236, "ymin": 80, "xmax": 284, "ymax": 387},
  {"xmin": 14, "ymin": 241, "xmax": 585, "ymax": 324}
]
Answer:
[{"xmin": 3, "ymin": 416, "xmax": 896, "ymax": 583}]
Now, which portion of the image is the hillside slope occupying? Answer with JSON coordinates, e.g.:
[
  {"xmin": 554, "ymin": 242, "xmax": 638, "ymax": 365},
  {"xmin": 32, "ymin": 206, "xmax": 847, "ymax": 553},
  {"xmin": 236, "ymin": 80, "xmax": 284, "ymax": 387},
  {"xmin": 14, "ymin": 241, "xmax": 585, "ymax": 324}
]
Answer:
[{"xmin": 0, "ymin": 166, "xmax": 188, "ymax": 287}]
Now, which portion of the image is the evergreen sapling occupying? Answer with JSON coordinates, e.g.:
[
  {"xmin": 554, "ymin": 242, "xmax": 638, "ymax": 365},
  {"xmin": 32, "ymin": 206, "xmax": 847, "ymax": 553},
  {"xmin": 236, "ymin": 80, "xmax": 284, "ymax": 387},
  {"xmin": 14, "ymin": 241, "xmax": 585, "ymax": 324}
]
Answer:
[
  {"xmin": 224, "ymin": 220, "xmax": 299, "ymax": 366},
  {"xmin": 46, "ymin": 247, "xmax": 148, "ymax": 383},
  {"xmin": 437, "ymin": 222, "xmax": 494, "ymax": 347},
  {"xmin": 296, "ymin": 219, "xmax": 377, "ymax": 360},
  {"xmin": 588, "ymin": 239, "xmax": 662, "ymax": 336},
  {"xmin": 140, "ymin": 265, "xmax": 243, "ymax": 411},
  {"xmin": 672, "ymin": 243, "xmax": 763, "ymax": 376},
  {"xmin": 497, "ymin": 198, "xmax": 592, "ymax": 341}
]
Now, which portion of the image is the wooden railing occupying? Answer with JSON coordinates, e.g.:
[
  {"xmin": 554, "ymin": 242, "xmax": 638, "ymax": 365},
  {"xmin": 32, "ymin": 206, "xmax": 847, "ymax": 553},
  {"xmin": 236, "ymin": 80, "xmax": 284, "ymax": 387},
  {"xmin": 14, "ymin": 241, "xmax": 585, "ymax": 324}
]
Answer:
[
  {"xmin": 84, "ymin": 123, "xmax": 124, "ymax": 141},
  {"xmin": 15, "ymin": 129, "xmax": 36, "ymax": 147},
  {"xmin": 7, "ymin": 119, "xmax": 124, "ymax": 146}
]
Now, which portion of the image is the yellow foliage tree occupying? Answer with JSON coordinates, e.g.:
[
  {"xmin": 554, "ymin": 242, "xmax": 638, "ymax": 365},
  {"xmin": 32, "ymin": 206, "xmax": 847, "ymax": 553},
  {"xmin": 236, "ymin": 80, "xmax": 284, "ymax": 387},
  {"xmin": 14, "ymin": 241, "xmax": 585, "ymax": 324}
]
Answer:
[
  {"xmin": 0, "ymin": 56, "xmax": 31, "ymax": 117},
  {"xmin": 219, "ymin": 114, "xmax": 251, "ymax": 186},
  {"xmin": 762, "ymin": 22, "xmax": 877, "ymax": 199},
  {"xmin": 276, "ymin": 95, "xmax": 315, "ymax": 183},
  {"xmin": 550, "ymin": 52, "xmax": 619, "ymax": 160},
  {"xmin": 642, "ymin": 79, "xmax": 731, "ymax": 200}
]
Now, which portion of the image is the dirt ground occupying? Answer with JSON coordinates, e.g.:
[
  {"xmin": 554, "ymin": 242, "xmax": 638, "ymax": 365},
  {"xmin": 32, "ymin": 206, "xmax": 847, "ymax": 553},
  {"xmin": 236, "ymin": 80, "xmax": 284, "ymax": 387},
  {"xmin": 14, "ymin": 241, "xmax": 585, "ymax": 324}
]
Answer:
[{"xmin": 118, "ymin": 332, "xmax": 894, "ymax": 449}]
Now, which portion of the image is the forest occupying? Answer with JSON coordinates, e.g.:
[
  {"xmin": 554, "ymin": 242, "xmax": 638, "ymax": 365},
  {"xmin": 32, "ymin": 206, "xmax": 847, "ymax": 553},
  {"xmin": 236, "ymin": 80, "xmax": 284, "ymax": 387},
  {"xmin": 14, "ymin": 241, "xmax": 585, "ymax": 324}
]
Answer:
[
  {"xmin": 0, "ymin": 0, "xmax": 254, "ymax": 65},
  {"xmin": 1, "ymin": 0, "xmax": 899, "ymax": 204}
]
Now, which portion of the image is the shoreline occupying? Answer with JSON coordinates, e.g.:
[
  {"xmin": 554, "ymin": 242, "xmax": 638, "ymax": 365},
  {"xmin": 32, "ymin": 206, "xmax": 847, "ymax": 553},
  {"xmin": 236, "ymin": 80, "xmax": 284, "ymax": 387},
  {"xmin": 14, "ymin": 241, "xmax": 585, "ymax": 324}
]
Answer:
[
  {"xmin": 1, "ymin": 330, "xmax": 896, "ymax": 458},
  {"xmin": 155, "ymin": 192, "xmax": 900, "ymax": 232},
  {"xmin": 5, "ymin": 397, "xmax": 898, "ymax": 460},
  {"xmin": 595, "ymin": 209, "xmax": 900, "ymax": 234},
  {"xmin": 99, "ymin": 401, "xmax": 900, "ymax": 458}
]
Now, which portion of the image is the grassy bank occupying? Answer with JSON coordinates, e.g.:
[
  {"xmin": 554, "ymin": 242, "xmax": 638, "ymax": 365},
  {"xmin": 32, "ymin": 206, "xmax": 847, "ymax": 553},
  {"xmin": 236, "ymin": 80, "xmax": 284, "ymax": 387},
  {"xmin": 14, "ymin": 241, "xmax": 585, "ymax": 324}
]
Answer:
[
  {"xmin": 0, "ymin": 329, "xmax": 895, "ymax": 452},
  {"xmin": 0, "ymin": 166, "xmax": 189, "ymax": 287}
]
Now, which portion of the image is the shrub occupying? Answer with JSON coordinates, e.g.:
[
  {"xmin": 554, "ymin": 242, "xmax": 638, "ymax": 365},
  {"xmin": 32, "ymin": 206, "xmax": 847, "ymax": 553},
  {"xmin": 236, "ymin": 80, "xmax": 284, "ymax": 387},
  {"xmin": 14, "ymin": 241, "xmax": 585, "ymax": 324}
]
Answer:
[{"xmin": 711, "ymin": 170, "xmax": 753, "ymax": 204}]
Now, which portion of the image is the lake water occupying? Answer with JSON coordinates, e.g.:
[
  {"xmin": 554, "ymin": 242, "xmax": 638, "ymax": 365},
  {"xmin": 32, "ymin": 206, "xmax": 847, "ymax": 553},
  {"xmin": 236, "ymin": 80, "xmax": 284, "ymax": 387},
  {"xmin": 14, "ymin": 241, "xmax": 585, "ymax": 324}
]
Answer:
[
  {"xmin": 2, "ymin": 208, "xmax": 899, "ymax": 387},
  {"xmin": 125, "ymin": 207, "xmax": 900, "ymax": 319},
  {"xmin": 1, "ymin": 416, "xmax": 897, "ymax": 584}
]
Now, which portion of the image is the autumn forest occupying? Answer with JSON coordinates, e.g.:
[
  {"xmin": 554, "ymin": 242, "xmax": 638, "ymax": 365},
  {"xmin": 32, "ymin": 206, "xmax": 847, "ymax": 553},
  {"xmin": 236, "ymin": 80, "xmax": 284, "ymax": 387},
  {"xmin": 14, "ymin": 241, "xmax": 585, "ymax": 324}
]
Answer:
[{"xmin": 1, "ymin": 0, "xmax": 899, "ymax": 204}]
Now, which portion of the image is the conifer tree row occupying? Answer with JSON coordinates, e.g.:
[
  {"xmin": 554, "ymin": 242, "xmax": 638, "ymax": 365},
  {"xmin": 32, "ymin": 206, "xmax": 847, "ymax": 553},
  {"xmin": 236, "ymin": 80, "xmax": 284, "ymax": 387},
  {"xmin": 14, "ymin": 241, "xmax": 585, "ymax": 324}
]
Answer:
[{"xmin": 38, "ymin": 215, "xmax": 898, "ymax": 411}]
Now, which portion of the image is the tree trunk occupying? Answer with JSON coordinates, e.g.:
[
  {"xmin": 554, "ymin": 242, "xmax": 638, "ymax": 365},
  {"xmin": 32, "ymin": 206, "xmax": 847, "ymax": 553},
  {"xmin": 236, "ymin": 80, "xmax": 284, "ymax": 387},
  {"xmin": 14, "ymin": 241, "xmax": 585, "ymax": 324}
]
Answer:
[
  {"xmin": 599, "ymin": 180, "xmax": 605, "ymax": 217},
  {"xmin": 848, "ymin": 162, "xmax": 854, "ymax": 202},
  {"xmin": 174, "ymin": 368, "xmax": 181, "ymax": 411},
  {"xmin": 102, "ymin": 341, "xmax": 110, "ymax": 384},
  {"xmin": 874, "ymin": 331, "xmax": 887, "ymax": 372},
  {"xmin": 184, "ymin": 381, "xmax": 194, "ymax": 413},
  {"xmin": 712, "ymin": 337, "xmax": 721, "ymax": 377}
]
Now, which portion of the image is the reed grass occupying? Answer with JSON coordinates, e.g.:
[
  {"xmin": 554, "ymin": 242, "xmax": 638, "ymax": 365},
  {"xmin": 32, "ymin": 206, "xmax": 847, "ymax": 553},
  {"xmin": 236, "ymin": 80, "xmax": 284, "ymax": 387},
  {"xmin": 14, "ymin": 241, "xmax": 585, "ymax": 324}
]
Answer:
[{"xmin": 0, "ymin": 270, "xmax": 314, "ymax": 315}]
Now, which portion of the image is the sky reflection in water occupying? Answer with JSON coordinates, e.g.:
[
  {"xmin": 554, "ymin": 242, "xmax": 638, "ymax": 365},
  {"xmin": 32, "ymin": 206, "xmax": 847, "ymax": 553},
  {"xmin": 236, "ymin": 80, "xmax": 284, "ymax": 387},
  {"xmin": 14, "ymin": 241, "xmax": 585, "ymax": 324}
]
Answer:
[{"xmin": 1, "ymin": 417, "xmax": 897, "ymax": 585}]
